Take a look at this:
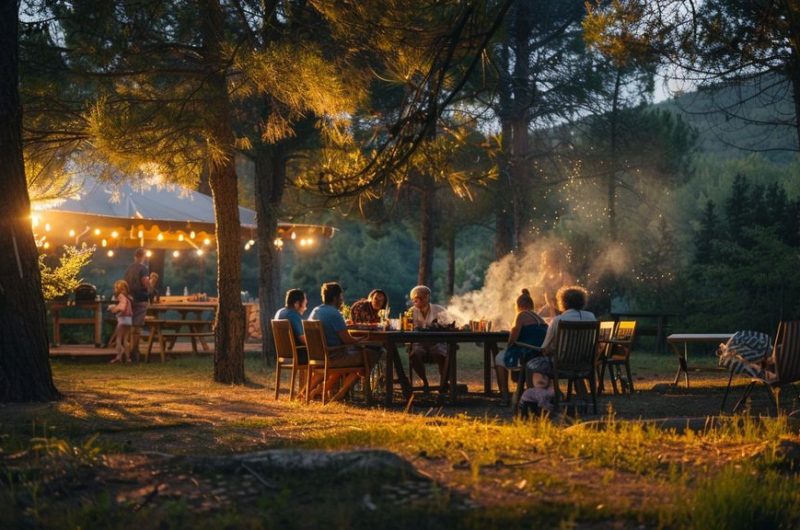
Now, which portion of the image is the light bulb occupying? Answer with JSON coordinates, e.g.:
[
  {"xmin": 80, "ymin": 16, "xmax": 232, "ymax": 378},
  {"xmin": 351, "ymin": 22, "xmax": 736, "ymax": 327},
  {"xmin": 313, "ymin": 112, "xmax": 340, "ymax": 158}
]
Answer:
[
  {"xmin": 157, "ymin": 233, "xmax": 164, "ymax": 241},
  {"xmin": 172, "ymin": 250, "xmax": 180, "ymax": 258},
  {"xmin": 196, "ymin": 249, "xmax": 204, "ymax": 256},
  {"xmin": 203, "ymin": 238, "xmax": 211, "ymax": 245},
  {"xmin": 178, "ymin": 234, "xmax": 184, "ymax": 241},
  {"xmin": 45, "ymin": 223, "xmax": 51, "ymax": 232},
  {"xmin": 68, "ymin": 229, "xmax": 76, "ymax": 237},
  {"xmin": 107, "ymin": 250, "xmax": 114, "ymax": 257},
  {"xmin": 101, "ymin": 239, "xmax": 107, "ymax": 247},
  {"xmin": 94, "ymin": 228, "xmax": 101, "ymax": 236},
  {"xmin": 111, "ymin": 230, "xmax": 119, "ymax": 238},
  {"xmin": 145, "ymin": 250, "xmax": 152, "ymax": 257},
  {"xmin": 190, "ymin": 231, "xmax": 196, "ymax": 239}
]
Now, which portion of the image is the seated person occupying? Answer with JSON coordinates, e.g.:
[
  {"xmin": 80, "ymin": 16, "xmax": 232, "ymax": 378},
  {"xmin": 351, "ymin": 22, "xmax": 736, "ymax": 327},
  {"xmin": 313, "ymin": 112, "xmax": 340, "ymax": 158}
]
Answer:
[
  {"xmin": 308, "ymin": 282, "xmax": 380, "ymax": 397},
  {"xmin": 494, "ymin": 288, "xmax": 548, "ymax": 404},
  {"xmin": 539, "ymin": 285, "xmax": 596, "ymax": 353},
  {"xmin": 408, "ymin": 285, "xmax": 450, "ymax": 392},
  {"xmin": 538, "ymin": 285, "xmax": 596, "ymax": 403},
  {"xmin": 350, "ymin": 289, "xmax": 389, "ymax": 324},
  {"xmin": 273, "ymin": 288, "xmax": 308, "ymax": 362},
  {"xmin": 519, "ymin": 356, "xmax": 555, "ymax": 416}
]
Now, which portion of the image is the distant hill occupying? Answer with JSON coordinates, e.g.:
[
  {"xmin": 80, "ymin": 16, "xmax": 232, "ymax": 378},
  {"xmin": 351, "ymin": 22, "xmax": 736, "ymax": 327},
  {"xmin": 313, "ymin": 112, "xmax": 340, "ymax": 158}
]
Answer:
[{"xmin": 656, "ymin": 74, "xmax": 798, "ymax": 163}]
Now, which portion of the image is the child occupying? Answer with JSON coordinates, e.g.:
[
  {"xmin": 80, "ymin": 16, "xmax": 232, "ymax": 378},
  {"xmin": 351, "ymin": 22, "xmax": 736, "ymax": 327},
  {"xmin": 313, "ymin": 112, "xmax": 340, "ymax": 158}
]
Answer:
[
  {"xmin": 519, "ymin": 356, "xmax": 555, "ymax": 416},
  {"xmin": 109, "ymin": 280, "xmax": 133, "ymax": 363}
]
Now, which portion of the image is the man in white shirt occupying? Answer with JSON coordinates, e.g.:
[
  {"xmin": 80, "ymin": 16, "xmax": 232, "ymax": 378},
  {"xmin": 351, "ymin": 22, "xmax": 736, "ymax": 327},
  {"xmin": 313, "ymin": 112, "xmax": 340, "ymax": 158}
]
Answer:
[{"xmin": 408, "ymin": 285, "xmax": 451, "ymax": 391}]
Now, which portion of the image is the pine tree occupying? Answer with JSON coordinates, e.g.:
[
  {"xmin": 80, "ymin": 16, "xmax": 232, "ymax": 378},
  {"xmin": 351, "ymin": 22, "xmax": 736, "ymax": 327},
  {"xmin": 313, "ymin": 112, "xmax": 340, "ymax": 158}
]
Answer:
[{"xmin": 694, "ymin": 200, "xmax": 718, "ymax": 265}]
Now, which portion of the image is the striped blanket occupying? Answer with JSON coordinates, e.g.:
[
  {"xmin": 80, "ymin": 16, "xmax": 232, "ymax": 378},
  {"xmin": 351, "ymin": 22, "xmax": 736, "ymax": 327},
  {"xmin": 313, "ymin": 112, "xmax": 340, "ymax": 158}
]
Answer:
[{"xmin": 717, "ymin": 330, "xmax": 772, "ymax": 376}]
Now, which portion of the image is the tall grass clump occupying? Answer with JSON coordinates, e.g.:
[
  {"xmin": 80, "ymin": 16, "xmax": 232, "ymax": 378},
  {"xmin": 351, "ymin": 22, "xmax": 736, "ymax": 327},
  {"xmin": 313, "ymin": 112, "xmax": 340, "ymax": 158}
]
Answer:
[{"xmin": 664, "ymin": 465, "xmax": 800, "ymax": 529}]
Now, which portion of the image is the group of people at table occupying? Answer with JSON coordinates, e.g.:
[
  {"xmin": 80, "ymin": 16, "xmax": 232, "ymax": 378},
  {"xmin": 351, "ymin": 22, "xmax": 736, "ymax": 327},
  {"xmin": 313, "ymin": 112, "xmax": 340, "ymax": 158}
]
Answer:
[{"xmin": 274, "ymin": 278, "xmax": 596, "ymax": 411}]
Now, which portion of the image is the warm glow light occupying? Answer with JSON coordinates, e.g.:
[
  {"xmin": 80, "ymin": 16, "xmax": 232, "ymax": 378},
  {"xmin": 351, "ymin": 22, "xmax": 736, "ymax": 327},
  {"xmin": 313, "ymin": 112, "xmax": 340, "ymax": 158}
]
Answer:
[
  {"xmin": 203, "ymin": 238, "xmax": 211, "ymax": 245},
  {"xmin": 107, "ymin": 250, "xmax": 114, "ymax": 257},
  {"xmin": 31, "ymin": 215, "xmax": 40, "ymax": 228},
  {"xmin": 178, "ymin": 234, "xmax": 184, "ymax": 241},
  {"xmin": 138, "ymin": 230, "xmax": 144, "ymax": 238},
  {"xmin": 44, "ymin": 223, "xmax": 51, "ymax": 232},
  {"xmin": 145, "ymin": 250, "xmax": 153, "ymax": 257},
  {"xmin": 157, "ymin": 233, "xmax": 164, "ymax": 241},
  {"xmin": 43, "ymin": 242, "xmax": 50, "ymax": 249},
  {"xmin": 307, "ymin": 237, "xmax": 315, "ymax": 246},
  {"xmin": 299, "ymin": 239, "xmax": 307, "ymax": 247},
  {"xmin": 190, "ymin": 231, "xmax": 196, "ymax": 239},
  {"xmin": 273, "ymin": 238, "xmax": 284, "ymax": 248},
  {"xmin": 94, "ymin": 228, "xmax": 101, "ymax": 236},
  {"xmin": 111, "ymin": 230, "xmax": 119, "ymax": 238},
  {"xmin": 68, "ymin": 229, "xmax": 76, "ymax": 237},
  {"xmin": 196, "ymin": 249, "xmax": 204, "ymax": 256},
  {"xmin": 101, "ymin": 239, "xmax": 107, "ymax": 247},
  {"xmin": 291, "ymin": 232, "xmax": 297, "ymax": 240},
  {"xmin": 172, "ymin": 250, "xmax": 180, "ymax": 258},
  {"xmin": 244, "ymin": 243, "xmax": 251, "ymax": 251},
  {"xmin": 247, "ymin": 239, "xmax": 255, "ymax": 246}
]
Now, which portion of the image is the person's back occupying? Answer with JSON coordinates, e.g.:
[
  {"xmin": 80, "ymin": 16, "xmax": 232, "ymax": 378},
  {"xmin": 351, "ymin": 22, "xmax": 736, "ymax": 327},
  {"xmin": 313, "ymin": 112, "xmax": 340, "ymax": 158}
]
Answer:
[
  {"xmin": 540, "ymin": 286, "xmax": 595, "ymax": 352},
  {"xmin": 308, "ymin": 303, "xmax": 345, "ymax": 347},
  {"xmin": 124, "ymin": 262, "xmax": 149, "ymax": 303}
]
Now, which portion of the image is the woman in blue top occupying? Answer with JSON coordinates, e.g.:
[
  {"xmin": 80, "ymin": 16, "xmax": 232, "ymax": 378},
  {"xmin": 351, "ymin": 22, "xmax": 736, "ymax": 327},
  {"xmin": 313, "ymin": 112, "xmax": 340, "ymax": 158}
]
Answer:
[{"xmin": 495, "ymin": 288, "xmax": 548, "ymax": 404}]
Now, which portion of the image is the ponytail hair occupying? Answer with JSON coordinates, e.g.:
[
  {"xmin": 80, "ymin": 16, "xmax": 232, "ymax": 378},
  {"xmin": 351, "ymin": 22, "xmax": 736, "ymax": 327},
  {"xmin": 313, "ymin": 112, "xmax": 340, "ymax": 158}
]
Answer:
[{"xmin": 516, "ymin": 288, "xmax": 534, "ymax": 310}]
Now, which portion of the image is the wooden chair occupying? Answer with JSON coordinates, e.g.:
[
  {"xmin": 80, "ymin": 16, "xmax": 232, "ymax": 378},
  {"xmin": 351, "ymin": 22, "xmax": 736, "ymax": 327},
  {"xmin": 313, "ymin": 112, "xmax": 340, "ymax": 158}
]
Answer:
[
  {"xmin": 552, "ymin": 320, "xmax": 601, "ymax": 414},
  {"xmin": 732, "ymin": 320, "xmax": 800, "ymax": 415},
  {"xmin": 271, "ymin": 319, "xmax": 307, "ymax": 401},
  {"xmin": 302, "ymin": 320, "xmax": 372, "ymax": 405},
  {"xmin": 598, "ymin": 321, "xmax": 637, "ymax": 396}
]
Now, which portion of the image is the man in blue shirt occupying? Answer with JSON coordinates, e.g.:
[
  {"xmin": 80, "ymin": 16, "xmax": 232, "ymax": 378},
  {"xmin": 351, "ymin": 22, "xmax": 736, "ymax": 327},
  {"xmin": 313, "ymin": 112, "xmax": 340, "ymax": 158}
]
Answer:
[
  {"xmin": 308, "ymin": 282, "xmax": 380, "ymax": 398},
  {"xmin": 273, "ymin": 288, "xmax": 307, "ymax": 363}
]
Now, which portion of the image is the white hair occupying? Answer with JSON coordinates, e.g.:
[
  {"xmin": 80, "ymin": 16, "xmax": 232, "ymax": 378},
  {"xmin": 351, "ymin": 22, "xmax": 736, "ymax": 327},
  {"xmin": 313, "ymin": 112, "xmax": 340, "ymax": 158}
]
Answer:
[{"xmin": 410, "ymin": 285, "xmax": 431, "ymax": 298}]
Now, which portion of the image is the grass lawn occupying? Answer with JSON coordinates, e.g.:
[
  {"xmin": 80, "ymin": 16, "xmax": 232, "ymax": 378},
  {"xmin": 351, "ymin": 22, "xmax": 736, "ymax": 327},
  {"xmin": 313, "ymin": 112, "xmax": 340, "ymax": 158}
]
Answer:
[{"xmin": 1, "ymin": 347, "xmax": 799, "ymax": 529}]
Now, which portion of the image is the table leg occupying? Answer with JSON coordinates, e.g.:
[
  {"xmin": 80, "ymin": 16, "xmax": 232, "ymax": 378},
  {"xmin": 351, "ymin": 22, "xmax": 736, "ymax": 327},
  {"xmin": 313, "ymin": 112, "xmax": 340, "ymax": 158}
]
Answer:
[
  {"xmin": 94, "ymin": 303, "xmax": 102, "ymax": 347},
  {"xmin": 483, "ymin": 342, "xmax": 491, "ymax": 395},
  {"xmin": 384, "ymin": 343, "xmax": 394, "ymax": 406},
  {"xmin": 448, "ymin": 344, "xmax": 458, "ymax": 404}
]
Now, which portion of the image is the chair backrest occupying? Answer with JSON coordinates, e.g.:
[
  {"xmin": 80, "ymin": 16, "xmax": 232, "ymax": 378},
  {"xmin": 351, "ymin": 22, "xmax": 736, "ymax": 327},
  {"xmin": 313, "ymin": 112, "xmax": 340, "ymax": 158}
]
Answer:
[
  {"xmin": 271, "ymin": 320, "xmax": 298, "ymax": 362},
  {"xmin": 614, "ymin": 321, "xmax": 637, "ymax": 344},
  {"xmin": 598, "ymin": 321, "xmax": 615, "ymax": 342},
  {"xmin": 774, "ymin": 320, "xmax": 800, "ymax": 384},
  {"xmin": 553, "ymin": 320, "xmax": 601, "ymax": 372},
  {"xmin": 302, "ymin": 320, "xmax": 328, "ymax": 364}
]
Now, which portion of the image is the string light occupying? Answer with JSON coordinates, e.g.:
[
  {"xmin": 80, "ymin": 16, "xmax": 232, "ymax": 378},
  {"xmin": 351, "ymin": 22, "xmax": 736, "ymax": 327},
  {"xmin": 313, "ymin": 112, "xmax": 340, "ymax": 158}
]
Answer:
[
  {"xmin": 111, "ymin": 230, "xmax": 119, "ymax": 238},
  {"xmin": 94, "ymin": 228, "xmax": 101, "ymax": 236},
  {"xmin": 145, "ymin": 250, "xmax": 152, "ymax": 258},
  {"xmin": 203, "ymin": 238, "xmax": 211, "ymax": 245},
  {"xmin": 43, "ymin": 242, "xmax": 50, "ymax": 249},
  {"xmin": 44, "ymin": 223, "xmax": 51, "ymax": 232},
  {"xmin": 101, "ymin": 239, "xmax": 107, "ymax": 247},
  {"xmin": 190, "ymin": 231, "xmax": 196, "ymax": 239},
  {"xmin": 178, "ymin": 234, "xmax": 184, "ymax": 241},
  {"xmin": 244, "ymin": 242, "xmax": 251, "ymax": 251},
  {"xmin": 196, "ymin": 249, "xmax": 204, "ymax": 256},
  {"xmin": 172, "ymin": 250, "xmax": 180, "ymax": 258},
  {"xmin": 107, "ymin": 250, "xmax": 114, "ymax": 257},
  {"xmin": 247, "ymin": 239, "xmax": 255, "ymax": 246},
  {"xmin": 31, "ymin": 215, "xmax": 40, "ymax": 228},
  {"xmin": 68, "ymin": 229, "xmax": 76, "ymax": 237},
  {"xmin": 138, "ymin": 230, "xmax": 144, "ymax": 238},
  {"xmin": 291, "ymin": 232, "xmax": 297, "ymax": 240},
  {"xmin": 157, "ymin": 233, "xmax": 164, "ymax": 241}
]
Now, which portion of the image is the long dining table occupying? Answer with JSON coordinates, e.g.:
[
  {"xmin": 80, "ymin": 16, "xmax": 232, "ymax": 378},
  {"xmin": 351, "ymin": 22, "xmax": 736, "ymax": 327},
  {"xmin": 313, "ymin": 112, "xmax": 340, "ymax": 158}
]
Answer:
[{"xmin": 350, "ymin": 329, "xmax": 510, "ymax": 405}]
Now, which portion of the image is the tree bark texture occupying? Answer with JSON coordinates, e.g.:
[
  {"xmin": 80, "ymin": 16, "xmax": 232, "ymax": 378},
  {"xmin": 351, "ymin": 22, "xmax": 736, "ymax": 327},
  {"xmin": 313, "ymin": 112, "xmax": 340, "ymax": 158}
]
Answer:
[
  {"xmin": 254, "ymin": 143, "xmax": 286, "ymax": 365},
  {"xmin": 418, "ymin": 183, "xmax": 435, "ymax": 290},
  {"xmin": 494, "ymin": 39, "xmax": 516, "ymax": 258},
  {"xmin": 445, "ymin": 231, "xmax": 455, "ymax": 298},
  {"xmin": 201, "ymin": 0, "xmax": 245, "ymax": 384},
  {"xmin": 0, "ymin": 0, "xmax": 60, "ymax": 401},
  {"xmin": 509, "ymin": 0, "xmax": 532, "ymax": 247},
  {"xmin": 608, "ymin": 69, "xmax": 622, "ymax": 242}
]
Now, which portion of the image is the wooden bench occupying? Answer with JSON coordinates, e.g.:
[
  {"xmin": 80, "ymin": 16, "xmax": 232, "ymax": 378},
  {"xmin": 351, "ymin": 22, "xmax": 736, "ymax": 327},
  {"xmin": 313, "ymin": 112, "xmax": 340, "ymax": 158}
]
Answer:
[{"xmin": 144, "ymin": 319, "xmax": 214, "ymax": 362}]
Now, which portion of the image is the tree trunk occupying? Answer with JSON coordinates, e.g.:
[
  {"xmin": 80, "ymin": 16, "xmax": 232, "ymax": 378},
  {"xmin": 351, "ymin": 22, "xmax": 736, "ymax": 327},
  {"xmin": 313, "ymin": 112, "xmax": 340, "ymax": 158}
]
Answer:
[
  {"xmin": 445, "ymin": 231, "xmax": 455, "ymax": 298},
  {"xmin": 0, "ymin": 0, "xmax": 60, "ymax": 402},
  {"xmin": 494, "ymin": 38, "xmax": 516, "ymax": 259},
  {"xmin": 510, "ymin": 0, "xmax": 532, "ymax": 247},
  {"xmin": 202, "ymin": 0, "xmax": 245, "ymax": 384},
  {"xmin": 608, "ymin": 69, "xmax": 622, "ymax": 242},
  {"xmin": 254, "ymin": 143, "xmax": 286, "ymax": 366},
  {"xmin": 418, "ymin": 183, "xmax": 435, "ymax": 290}
]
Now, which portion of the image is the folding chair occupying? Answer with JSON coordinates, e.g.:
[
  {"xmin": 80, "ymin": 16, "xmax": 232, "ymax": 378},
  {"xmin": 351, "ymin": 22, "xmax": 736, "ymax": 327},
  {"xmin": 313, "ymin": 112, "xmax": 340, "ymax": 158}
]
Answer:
[{"xmin": 731, "ymin": 320, "xmax": 800, "ymax": 415}]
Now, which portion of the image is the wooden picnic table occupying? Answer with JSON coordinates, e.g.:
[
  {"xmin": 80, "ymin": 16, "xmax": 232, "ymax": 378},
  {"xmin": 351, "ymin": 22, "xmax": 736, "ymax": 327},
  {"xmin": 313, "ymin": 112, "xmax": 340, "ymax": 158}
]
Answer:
[
  {"xmin": 144, "ymin": 303, "xmax": 216, "ymax": 361},
  {"xmin": 667, "ymin": 333, "xmax": 734, "ymax": 387},
  {"xmin": 351, "ymin": 329, "xmax": 509, "ymax": 405}
]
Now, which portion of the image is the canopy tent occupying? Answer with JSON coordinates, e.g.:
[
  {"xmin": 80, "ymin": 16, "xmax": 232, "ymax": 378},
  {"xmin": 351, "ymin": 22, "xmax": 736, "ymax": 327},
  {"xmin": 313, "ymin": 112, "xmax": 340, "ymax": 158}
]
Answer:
[{"xmin": 31, "ymin": 177, "xmax": 335, "ymax": 252}]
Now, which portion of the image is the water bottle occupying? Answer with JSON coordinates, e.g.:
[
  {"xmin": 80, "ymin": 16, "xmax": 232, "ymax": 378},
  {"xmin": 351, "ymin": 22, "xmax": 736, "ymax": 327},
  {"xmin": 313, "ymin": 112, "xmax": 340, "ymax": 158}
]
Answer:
[
  {"xmin": 166, "ymin": 286, "xmax": 171, "ymax": 296},
  {"xmin": 183, "ymin": 286, "xmax": 189, "ymax": 296}
]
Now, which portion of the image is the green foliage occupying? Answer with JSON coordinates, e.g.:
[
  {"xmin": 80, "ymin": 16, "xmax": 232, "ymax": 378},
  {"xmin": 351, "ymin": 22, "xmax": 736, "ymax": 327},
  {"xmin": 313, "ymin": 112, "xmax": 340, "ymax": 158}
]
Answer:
[{"xmin": 38, "ymin": 245, "xmax": 95, "ymax": 300}]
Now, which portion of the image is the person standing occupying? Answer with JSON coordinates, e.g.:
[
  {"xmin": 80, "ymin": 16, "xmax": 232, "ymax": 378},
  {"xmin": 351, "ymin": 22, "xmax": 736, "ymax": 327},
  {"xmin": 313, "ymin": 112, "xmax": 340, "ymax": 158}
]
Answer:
[{"xmin": 124, "ymin": 248, "xmax": 151, "ymax": 362}]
